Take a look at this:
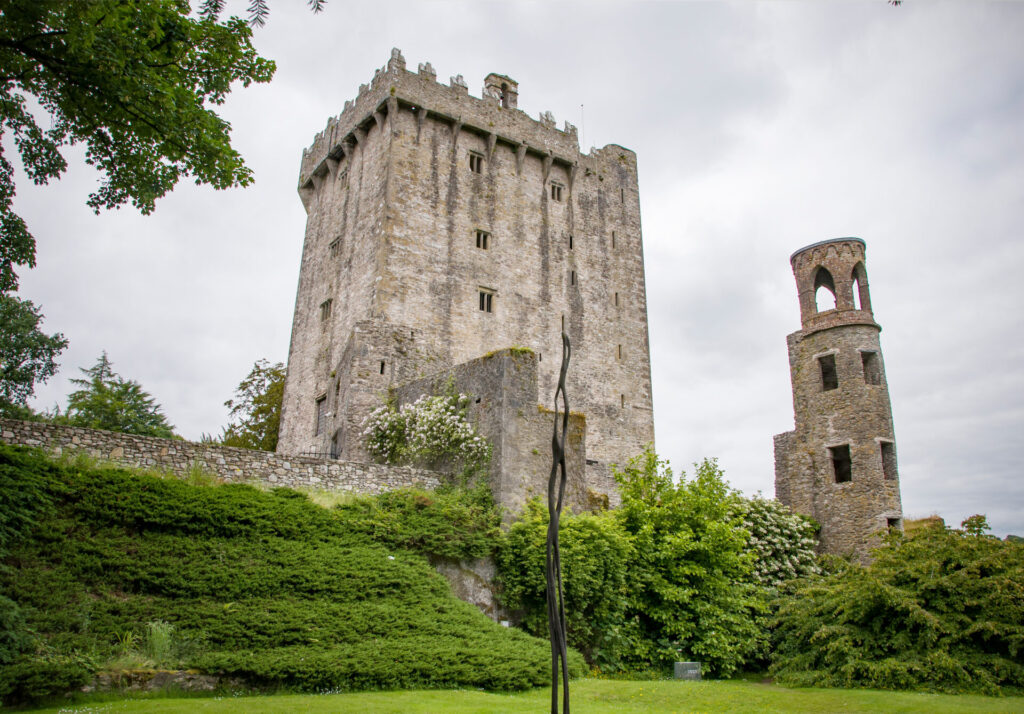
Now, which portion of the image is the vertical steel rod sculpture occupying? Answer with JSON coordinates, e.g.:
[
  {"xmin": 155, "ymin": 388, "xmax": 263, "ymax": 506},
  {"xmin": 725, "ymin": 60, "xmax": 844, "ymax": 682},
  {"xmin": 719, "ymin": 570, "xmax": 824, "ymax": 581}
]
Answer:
[{"xmin": 546, "ymin": 332, "xmax": 571, "ymax": 714}]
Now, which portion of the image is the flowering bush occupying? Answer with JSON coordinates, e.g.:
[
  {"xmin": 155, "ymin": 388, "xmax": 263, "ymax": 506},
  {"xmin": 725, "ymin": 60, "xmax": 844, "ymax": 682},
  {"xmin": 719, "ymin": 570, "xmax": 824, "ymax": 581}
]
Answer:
[
  {"xmin": 361, "ymin": 394, "xmax": 491, "ymax": 477},
  {"xmin": 735, "ymin": 496, "xmax": 819, "ymax": 589}
]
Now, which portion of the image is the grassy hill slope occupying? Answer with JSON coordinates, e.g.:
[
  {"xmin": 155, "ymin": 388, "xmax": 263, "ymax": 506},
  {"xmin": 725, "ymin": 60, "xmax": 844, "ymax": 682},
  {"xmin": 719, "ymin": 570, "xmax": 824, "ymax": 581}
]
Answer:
[{"xmin": 0, "ymin": 445, "xmax": 579, "ymax": 704}]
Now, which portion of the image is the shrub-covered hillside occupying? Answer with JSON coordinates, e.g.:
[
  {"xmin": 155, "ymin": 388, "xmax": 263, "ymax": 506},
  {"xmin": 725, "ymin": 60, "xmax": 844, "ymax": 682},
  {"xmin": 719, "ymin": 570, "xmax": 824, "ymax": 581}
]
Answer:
[{"xmin": 0, "ymin": 445, "xmax": 578, "ymax": 704}]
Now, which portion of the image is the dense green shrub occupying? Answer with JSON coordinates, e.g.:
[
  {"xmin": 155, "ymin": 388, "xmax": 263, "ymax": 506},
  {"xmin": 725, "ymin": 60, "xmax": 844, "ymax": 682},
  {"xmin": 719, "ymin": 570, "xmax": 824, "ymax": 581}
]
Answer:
[
  {"xmin": 336, "ymin": 482, "xmax": 502, "ymax": 560},
  {"xmin": 614, "ymin": 449, "xmax": 763, "ymax": 677},
  {"xmin": 0, "ymin": 445, "xmax": 56, "ymax": 554},
  {"xmin": 0, "ymin": 654, "xmax": 94, "ymax": 704},
  {"xmin": 497, "ymin": 501, "xmax": 632, "ymax": 667},
  {"xmin": 734, "ymin": 496, "xmax": 819, "ymax": 589},
  {"xmin": 497, "ymin": 448, "xmax": 769, "ymax": 677},
  {"xmin": 0, "ymin": 444, "xmax": 559, "ymax": 704},
  {"xmin": 771, "ymin": 516, "xmax": 1024, "ymax": 694}
]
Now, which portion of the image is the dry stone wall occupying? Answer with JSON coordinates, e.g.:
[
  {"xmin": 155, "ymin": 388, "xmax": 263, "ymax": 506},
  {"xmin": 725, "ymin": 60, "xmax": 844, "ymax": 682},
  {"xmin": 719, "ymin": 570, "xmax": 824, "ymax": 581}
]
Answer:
[{"xmin": 0, "ymin": 418, "xmax": 441, "ymax": 494}]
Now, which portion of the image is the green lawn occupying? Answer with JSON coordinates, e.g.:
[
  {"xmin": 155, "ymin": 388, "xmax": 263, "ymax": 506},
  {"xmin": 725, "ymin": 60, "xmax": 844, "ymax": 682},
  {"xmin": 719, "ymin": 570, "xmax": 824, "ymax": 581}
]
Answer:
[{"xmin": 30, "ymin": 679, "xmax": 1024, "ymax": 713}]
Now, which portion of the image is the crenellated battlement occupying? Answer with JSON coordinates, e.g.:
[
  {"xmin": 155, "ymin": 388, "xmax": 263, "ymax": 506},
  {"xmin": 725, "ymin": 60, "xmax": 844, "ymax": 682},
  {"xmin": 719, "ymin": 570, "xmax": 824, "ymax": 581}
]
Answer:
[{"xmin": 297, "ymin": 48, "xmax": 621, "ymax": 197}]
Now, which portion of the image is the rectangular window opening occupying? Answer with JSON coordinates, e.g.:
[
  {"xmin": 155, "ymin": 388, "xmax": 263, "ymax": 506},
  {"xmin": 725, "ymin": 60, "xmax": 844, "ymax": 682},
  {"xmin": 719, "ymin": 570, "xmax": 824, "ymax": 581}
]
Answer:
[
  {"xmin": 862, "ymin": 351, "xmax": 882, "ymax": 385},
  {"xmin": 818, "ymin": 354, "xmax": 838, "ymax": 391},
  {"xmin": 880, "ymin": 442, "xmax": 898, "ymax": 481},
  {"xmin": 551, "ymin": 182, "xmax": 564, "ymax": 201},
  {"xmin": 887, "ymin": 517, "xmax": 901, "ymax": 532},
  {"xmin": 830, "ymin": 444, "xmax": 852, "ymax": 483},
  {"xmin": 478, "ymin": 289, "xmax": 494, "ymax": 313},
  {"xmin": 319, "ymin": 298, "xmax": 333, "ymax": 322},
  {"xmin": 475, "ymin": 229, "xmax": 490, "ymax": 249},
  {"xmin": 315, "ymin": 396, "xmax": 327, "ymax": 437},
  {"xmin": 469, "ymin": 152, "xmax": 484, "ymax": 173}
]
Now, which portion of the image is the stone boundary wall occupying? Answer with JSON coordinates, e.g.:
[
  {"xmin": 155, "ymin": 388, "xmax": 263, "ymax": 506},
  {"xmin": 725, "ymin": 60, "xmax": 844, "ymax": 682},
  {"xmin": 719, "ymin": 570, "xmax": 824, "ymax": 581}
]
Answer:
[{"xmin": 0, "ymin": 418, "xmax": 442, "ymax": 494}]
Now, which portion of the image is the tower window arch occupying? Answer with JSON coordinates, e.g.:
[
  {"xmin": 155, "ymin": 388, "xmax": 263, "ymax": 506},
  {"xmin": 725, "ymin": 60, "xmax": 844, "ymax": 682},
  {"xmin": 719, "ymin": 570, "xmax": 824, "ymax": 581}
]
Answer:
[
  {"xmin": 813, "ymin": 267, "xmax": 836, "ymax": 312},
  {"xmin": 851, "ymin": 262, "xmax": 871, "ymax": 312}
]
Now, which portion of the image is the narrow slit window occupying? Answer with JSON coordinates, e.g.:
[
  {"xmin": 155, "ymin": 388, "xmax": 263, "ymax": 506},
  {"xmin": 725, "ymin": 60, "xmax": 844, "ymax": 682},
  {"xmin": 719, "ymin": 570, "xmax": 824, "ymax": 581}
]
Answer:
[
  {"xmin": 830, "ymin": 444, "xmax": 852, "ymax": 483},
  {"xmin": 315, "ymin": 396, "xmax": 327, "ymax": 437},
  {"xmin": 862, "ymin": 351, "xmax": 882, "ymax": 385},
  {"xmin": 550, "ymin": 183, "xmax": 564, "ymax": 201},
  {"xmin": 329, "ymin": 238, "xmax": 341, "ymax": 258},
  {"xmin": 469, "ymin": 152, "xmax": 484, "ymax": 173},
  {"xmin": 568, "ymin": 234, "xmax": 574, "ymax": 250},
  {"xmin": 561, "ymin": 314, "xmax": 565, "ymax": 331},
  {"xmin": 475, "ymin": 230, "xmax": 490, "ymax": 249},
  {"xmin": 570, "ymin": 270, "xmax": 576, "ymax": 286},
  {"xmin": 611, "ymin": 231, "xmax": 616, "ymax": 249},
  {"xmin": 620, "ymin": 394, "xmax": 626, "ymax": 409},
  {"xmin": 614, "ymin": 292, "xmax": 619, "ymax": 307},
  {"xmin": 319, "ymin": 298, "xmax": 333, "ymax": 322},
  {"xmin": 379, "ymin": 360, "xmax": 386, "ymax": 375},
  {"xmin": 880, "ymin": 442, "xmax": 898, "ymax": 481},
  {"xmin": 818, "ymin": 354, "xmax": 838, "ymax": 391},
  {"xmin": 617, "ymin": 344, "xmax": 623, "ymax": 360},
  {"xmin": 620, "ymin": 187, "xmax": 625, "ymax": 202},
  {"xmin": 478, "ymin": 289, "xmax": 494, "ymax": 313}
]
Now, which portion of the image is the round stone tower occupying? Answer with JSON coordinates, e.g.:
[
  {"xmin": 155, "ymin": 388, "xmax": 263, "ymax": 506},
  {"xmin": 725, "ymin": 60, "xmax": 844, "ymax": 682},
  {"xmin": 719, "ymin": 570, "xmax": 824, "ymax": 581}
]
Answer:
[{"xmin": 773, "ymin": 237, "xmax": 903, "ymax": 561}]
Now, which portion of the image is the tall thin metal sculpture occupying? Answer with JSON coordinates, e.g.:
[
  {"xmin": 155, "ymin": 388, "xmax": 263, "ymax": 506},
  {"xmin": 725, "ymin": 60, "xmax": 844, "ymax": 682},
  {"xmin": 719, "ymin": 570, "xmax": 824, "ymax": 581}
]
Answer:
[{"xmin": 546, "ymin": 332, "xmax": 571, "ymax": 714}]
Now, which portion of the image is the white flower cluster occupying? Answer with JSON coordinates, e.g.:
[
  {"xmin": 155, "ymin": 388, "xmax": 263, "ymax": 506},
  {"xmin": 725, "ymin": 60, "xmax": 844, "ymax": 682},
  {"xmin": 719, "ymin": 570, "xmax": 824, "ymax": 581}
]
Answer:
[
  {"xmin": 739, "ymin": 496, "xmax": 820, "ymax": 588},
  {"xmin": 360, "ymin": 393, "xmax": 491, "ymax": 472}
]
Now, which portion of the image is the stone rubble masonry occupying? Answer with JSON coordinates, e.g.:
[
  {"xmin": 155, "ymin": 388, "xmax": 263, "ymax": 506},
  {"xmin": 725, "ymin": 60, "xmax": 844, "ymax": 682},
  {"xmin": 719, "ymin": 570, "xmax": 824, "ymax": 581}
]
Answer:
[
  {"xmin": 773, "ymin": 238, "xmax": 903, "ymax": 563},
  {"xmin": 278, "ymin": 48, "xmax": 655, "ymax": 495},
  {"xmin": 0, "ymin": 417, "xmax": 441, "ymax": 494}
]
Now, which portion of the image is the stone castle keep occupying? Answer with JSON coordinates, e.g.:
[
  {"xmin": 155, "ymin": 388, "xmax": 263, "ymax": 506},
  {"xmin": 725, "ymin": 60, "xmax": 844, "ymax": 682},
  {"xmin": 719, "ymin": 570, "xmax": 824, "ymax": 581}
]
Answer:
[
  {"xmin": 774, "ymin": 238, "xmax": 903, "ymax": 560},
  {"xmin": 277, "ymin": 49, "xmax": 655, "ymax": 510}
]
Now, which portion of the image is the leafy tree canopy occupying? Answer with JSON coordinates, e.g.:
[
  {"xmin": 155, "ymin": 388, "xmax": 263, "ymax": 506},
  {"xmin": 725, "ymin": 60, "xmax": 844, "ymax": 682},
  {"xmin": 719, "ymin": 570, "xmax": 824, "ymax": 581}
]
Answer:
[
  {"xmin": 60, "ymin": 352, "xmax": 175, "ymax": 438},
  {"xmin": 0, "ymin": 0, "xmax": 278, "ymax": 293},
  {"xmin": 0, "ymin": 293, "xmax": 66, "ymax": 417},
  {"xmin": 613, "ymin": 449, "xmax": 763, "ymax": 676},
  {"xmin": 220, "ymin": 358, "xmax": 284, "ymax": 451}
]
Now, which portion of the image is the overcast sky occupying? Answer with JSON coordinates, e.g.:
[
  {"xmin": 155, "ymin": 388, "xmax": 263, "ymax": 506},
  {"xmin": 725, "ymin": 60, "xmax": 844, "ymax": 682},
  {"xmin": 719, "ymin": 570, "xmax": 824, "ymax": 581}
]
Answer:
[{"xmin": 12, "ymin": 1, "xmax": 1024, "ymax": 537}]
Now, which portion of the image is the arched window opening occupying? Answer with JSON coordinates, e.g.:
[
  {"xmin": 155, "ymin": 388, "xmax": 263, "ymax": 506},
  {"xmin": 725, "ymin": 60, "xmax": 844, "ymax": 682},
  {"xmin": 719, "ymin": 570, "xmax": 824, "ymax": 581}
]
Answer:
[
  {"xmin": 851, "ymin": 262, "xmax": 871, "ymax": 312},
  {"xmin": 813, "ymin": 267, "xmax": 836, "ymax": 312}
]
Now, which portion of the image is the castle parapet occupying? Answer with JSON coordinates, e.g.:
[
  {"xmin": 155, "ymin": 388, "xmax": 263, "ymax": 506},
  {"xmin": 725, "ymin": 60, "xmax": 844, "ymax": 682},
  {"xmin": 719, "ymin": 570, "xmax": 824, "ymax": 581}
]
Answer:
[{"xmin": 298, "ymin": 48, "xmax": 609, "ymax": 197}]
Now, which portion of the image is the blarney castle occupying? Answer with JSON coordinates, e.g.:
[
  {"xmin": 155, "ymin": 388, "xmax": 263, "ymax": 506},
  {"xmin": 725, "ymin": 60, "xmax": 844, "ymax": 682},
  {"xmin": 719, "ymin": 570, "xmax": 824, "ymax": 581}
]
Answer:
[{"xmin": 277, "ymin": 49, "xmax": 655, "ymax": 515}]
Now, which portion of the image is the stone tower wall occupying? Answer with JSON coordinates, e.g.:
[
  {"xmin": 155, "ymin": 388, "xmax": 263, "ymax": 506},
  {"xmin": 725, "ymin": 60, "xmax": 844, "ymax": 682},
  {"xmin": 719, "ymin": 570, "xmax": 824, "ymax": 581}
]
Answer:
[
  {"xmin": 774, "ymin": 238, "xmax": 903, "ymax": 561},
  {"xmin": 279, "ymin": 50, "xmax": 654, "ymax": 485}
]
